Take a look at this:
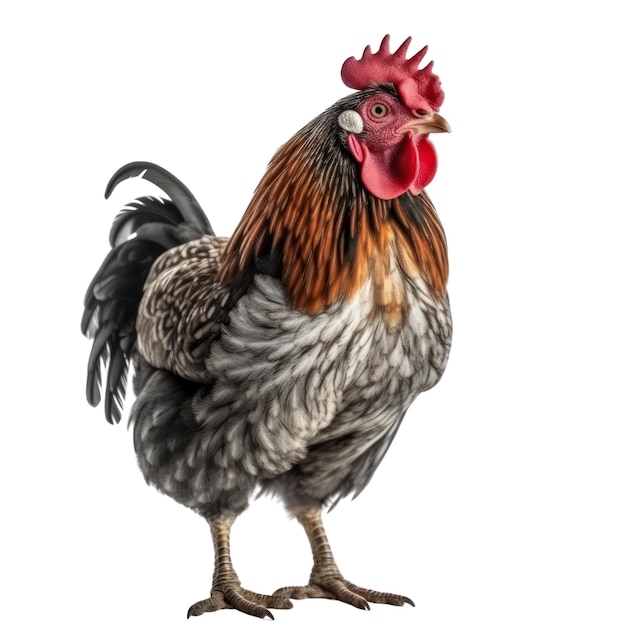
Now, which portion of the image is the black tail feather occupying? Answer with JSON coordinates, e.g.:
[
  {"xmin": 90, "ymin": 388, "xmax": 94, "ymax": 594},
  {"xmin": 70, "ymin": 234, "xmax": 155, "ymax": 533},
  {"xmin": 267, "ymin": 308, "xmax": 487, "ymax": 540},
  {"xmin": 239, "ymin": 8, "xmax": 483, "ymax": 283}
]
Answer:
[
  {"xmin": 83, "ymin": 163, "xmax": 214, "ymax": 424},
  {"xmin": 105, "ymin": 161, "xmax": 214, "ymax": 236},
  {"xmin": 109, "ymin": 200, "xmax": 183, "ymax": 247},
  {"xmin": 104, "ymin": 346, "xmax": 128, "ymax": 426}
]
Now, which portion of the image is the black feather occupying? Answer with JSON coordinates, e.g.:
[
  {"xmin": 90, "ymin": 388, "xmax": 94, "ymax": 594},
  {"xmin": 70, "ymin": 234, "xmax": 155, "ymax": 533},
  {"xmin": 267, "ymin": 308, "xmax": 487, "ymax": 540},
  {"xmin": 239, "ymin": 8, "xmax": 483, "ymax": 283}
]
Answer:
[
  {"xmin": 83, "ymin": 163, "xmax": 214, "ymax": 424},
  {"xmin": 105, "ymin": 162, "xmax": 214, "ymax": 236},
  {"xmin": 104, "ymin": 343, "xmax": 128, "ymax": 425},
  {"xmin": 109, "ymin": 197, "xmax": 183, "ymax": 247}
]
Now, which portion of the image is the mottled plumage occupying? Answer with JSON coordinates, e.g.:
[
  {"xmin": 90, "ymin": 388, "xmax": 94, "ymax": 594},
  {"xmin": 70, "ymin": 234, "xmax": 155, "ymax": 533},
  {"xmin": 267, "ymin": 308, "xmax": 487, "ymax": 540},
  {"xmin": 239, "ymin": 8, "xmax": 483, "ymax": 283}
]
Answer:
[{"xmin": 83, "ymin": 36, "xmax": 452, "ymax": 619}]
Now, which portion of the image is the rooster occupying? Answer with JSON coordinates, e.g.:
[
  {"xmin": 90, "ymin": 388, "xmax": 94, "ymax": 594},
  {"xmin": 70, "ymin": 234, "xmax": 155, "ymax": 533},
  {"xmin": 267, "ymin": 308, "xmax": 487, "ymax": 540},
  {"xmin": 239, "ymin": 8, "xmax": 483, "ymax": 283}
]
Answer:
[{"xmin": 82, "ymin": 35, "xmax": 452, "ymax": 619}]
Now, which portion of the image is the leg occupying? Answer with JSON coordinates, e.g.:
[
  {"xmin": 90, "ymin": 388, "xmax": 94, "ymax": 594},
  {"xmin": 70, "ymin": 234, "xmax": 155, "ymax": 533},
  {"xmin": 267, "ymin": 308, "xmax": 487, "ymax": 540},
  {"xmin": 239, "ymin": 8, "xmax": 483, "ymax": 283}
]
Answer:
[
  {"xmin": 273, "ymin": 508, "xmax": 413, "ymax": 610},
  {"xmin": 188, "ymin": 515, "xmax": 292, "ymax": 619}
]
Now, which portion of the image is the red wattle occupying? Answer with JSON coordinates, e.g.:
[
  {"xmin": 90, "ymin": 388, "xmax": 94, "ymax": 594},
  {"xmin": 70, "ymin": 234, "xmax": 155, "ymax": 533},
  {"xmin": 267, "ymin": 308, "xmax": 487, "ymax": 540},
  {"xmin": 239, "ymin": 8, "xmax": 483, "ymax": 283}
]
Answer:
[
  {"xmin": 410, "ymin": 138, "xmax": 437, "ymax": 195},
  {"xmin": 347, "ymin": 134, "xmax": 419, "ymax": 201}
]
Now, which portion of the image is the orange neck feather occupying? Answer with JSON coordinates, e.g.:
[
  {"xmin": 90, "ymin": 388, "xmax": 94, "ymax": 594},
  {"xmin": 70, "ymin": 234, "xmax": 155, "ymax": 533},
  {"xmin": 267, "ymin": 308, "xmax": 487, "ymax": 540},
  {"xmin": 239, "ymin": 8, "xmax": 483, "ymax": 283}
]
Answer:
[{"xmin": 217, "ymin": 120, "xmax": 448, "ymax": 318}]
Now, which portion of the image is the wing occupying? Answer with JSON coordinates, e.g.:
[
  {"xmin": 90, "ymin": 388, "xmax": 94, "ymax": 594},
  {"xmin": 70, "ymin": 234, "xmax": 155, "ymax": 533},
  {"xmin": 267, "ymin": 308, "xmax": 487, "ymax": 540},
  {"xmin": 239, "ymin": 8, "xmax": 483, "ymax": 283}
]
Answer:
[{"xmin": 135, "ymin": 234, "xmax": 242, "ymax": 383}]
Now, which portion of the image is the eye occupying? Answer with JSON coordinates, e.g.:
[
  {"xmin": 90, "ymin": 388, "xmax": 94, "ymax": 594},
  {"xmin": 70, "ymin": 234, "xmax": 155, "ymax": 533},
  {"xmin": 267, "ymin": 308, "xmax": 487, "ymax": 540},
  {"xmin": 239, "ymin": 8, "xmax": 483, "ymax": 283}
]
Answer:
[{"xmin": 370, "ymin": 103, "xmax": 388, "ymax": 118}]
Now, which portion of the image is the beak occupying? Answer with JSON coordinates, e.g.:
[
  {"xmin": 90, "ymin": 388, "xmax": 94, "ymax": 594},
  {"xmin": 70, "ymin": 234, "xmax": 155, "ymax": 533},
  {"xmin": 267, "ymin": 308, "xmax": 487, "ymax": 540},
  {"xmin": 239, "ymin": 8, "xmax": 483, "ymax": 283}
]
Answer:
[{"xmin": 401, "ymin": 112, "xmax": 451, "ymax": 135}]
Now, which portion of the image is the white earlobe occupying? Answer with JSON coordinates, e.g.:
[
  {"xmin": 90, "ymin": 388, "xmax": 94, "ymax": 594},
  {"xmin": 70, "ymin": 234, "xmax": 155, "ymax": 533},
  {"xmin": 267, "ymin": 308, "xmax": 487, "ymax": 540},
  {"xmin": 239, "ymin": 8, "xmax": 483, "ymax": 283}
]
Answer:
[{"xmin": 338, "ymin": 110, "xmax": 364, "ymax": 134}]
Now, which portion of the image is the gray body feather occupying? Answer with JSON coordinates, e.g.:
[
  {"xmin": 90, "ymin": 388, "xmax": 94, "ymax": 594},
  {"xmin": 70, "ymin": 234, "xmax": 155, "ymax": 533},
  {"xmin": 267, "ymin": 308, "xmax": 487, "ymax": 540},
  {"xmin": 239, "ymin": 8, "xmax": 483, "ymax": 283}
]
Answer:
[{"xmin": 130, "ymin": 235, "xmax": 451, "ymax": 518}]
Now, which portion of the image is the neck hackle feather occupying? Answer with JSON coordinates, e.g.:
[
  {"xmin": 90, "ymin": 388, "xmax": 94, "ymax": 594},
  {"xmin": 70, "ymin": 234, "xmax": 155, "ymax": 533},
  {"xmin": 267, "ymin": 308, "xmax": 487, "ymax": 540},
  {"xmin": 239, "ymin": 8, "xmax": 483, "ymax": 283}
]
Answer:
[{"xmin": 217, "ymin": 98, "xmax": 448, "ymax": 320}]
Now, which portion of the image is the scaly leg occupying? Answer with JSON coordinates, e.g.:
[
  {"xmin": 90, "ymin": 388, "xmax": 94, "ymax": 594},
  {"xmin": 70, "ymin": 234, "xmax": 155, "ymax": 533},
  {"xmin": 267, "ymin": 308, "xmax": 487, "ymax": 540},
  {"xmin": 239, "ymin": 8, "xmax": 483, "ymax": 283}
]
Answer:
[
  {"xmin": 188, "ymin": 515, "xmax": 292, "ymax": 619},
  {"xmin": 273, "ymin": 508, "xmax": 413, "ymax": 610}
]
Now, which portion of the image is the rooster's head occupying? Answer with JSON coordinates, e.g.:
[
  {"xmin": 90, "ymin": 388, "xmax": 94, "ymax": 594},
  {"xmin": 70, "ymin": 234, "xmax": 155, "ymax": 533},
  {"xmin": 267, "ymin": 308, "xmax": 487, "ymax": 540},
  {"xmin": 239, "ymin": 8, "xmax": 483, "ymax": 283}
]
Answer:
[{"xmin": 339, "ymin": 35, "xmax": 450, "ymax": 200}]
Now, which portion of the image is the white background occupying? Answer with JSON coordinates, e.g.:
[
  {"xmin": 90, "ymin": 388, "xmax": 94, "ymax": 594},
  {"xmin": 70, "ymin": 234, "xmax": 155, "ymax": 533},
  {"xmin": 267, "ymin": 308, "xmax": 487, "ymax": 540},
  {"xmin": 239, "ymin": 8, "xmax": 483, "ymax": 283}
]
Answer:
[{"xmin": 2, "ymin": 1, "xmax": 624, "ymax": 625}]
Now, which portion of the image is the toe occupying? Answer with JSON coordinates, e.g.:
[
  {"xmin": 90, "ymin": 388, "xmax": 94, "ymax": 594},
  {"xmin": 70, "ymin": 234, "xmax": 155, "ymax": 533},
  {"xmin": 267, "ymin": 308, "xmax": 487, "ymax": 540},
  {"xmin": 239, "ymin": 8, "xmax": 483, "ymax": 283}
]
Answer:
[
  {"xmin": 344, "ymin": 583, "xmax": 414, "ymax": 607},
  {"xmin": 187, "ymin": 592, "xmax": 229, "ymax": 617}
]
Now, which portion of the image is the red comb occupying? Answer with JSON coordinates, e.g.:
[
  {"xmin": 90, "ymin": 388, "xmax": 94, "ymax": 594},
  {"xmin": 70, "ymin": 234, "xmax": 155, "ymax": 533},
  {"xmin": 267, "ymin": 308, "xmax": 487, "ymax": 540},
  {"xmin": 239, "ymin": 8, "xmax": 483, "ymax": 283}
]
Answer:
[{"xmin": 341, "ymin": 35, "xmax": 444, "ymax": 111}]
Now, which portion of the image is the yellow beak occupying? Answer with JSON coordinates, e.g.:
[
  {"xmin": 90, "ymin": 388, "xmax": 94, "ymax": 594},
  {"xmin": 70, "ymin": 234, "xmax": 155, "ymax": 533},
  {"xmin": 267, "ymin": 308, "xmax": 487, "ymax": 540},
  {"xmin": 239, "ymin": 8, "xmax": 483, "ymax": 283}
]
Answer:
[{"xmin": 402, "ymin": 112, "xmax": 451, "ymax": 135}]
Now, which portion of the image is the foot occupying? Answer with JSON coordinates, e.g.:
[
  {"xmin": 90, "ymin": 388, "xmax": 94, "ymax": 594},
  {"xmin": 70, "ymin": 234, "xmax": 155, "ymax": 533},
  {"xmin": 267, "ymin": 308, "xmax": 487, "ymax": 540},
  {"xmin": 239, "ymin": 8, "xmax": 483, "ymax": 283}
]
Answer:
[
  {"xmin": 188, "ymin": 584, "xmax": 293, "ymax": 619},
  {"xmin": 279, "ymin": 508, "xmax": 414, "ymax": 611},
  {"xmin": 189, "ymin": 515, "xmax": 292, "ymax": 619},
  {"xmin": 273, "ymin": 574, "xmax": 414, "ymax": 611}
]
